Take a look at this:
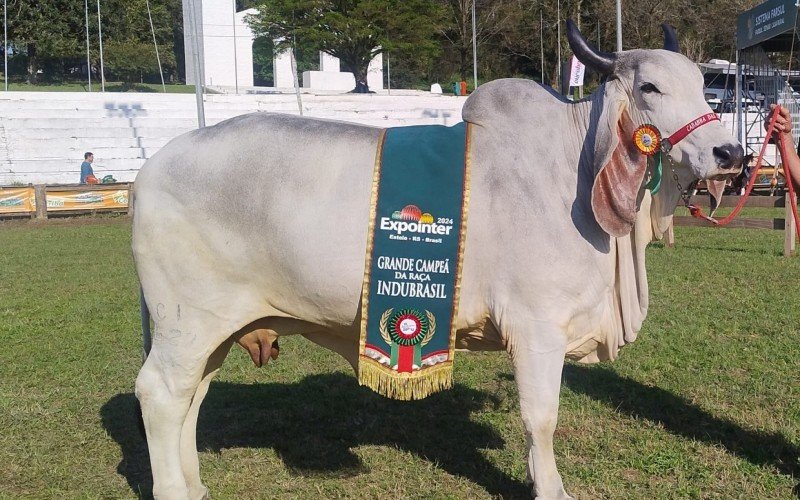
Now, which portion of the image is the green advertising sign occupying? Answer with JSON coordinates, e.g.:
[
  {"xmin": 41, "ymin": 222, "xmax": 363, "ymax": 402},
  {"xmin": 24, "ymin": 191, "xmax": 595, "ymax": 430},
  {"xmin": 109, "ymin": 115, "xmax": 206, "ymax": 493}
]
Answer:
[{"xmin": 737, "ymin": 0, "xmax": 798, "ymax": 50}]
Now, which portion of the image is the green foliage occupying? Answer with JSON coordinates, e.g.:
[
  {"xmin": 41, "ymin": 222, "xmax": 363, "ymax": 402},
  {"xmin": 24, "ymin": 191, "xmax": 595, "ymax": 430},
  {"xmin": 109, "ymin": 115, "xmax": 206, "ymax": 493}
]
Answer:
[
  {"xmin": 103, "ymin": 40, "xmax": 176, "ymax": 83},
  {"xmin": 247, "ymin": 0, "xmax": 445, "ymax": 91},
  {"xmin": 5, "ymin": 0, "xmax": 180, "ymax": 85},
  {"xmin": 0, "ymin": 0, "xmax": 769, "ymax": 90}
]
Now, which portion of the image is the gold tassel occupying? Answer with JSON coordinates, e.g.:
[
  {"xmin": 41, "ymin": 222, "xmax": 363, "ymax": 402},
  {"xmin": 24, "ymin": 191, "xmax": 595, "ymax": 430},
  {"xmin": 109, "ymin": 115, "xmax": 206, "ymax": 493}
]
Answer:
[{"xmin": 358, "ymin": 358, "xmax": 453, "ymax": 401}]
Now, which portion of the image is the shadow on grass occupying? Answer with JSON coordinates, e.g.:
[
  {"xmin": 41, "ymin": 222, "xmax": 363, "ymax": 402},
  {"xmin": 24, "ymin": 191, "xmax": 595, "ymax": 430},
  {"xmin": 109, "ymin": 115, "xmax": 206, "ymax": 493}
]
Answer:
[
  {"xmin": 665, "ymin": 243, "xmax": 781, "ymax": 256},
  {"xmin": 563, "ymin": 364, "xmax": 800, "ymax": 488},
  {"xmin": 101, "ymin": 373, "xmax": 528, "ymax": 499}
]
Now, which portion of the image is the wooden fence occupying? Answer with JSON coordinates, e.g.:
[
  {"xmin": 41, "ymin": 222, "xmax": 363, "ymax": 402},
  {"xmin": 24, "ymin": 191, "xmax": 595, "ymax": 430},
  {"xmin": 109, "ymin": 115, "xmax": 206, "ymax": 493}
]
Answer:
[
  {"xmin": 668, "ymin": 193, "xmax": 798, "ymax": 256},
  {"xmin": 0, "ymin": 183, "xmax": 134, "ymax": 220}
]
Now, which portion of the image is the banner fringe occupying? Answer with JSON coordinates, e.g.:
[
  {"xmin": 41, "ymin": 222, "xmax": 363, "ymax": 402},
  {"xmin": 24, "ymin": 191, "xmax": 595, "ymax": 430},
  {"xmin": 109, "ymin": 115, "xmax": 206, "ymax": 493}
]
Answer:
[{"xmin": 358, "ymin": 360, "xmax": 453, "ymax": 401}]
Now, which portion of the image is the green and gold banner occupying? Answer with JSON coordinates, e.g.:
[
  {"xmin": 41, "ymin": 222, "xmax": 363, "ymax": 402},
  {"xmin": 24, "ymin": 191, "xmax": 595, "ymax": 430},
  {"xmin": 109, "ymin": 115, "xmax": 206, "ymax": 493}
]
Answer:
[{"xmin": 358, "ymin": 122, "xmax": 471, "ymax": 400}]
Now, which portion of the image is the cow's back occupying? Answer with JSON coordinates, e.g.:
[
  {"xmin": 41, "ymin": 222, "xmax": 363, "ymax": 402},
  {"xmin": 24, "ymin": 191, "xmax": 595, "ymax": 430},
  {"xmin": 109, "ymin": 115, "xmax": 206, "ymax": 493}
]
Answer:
[{"xmin": 133, "ymin": 113, "xmax": 384, "ymax": 326}]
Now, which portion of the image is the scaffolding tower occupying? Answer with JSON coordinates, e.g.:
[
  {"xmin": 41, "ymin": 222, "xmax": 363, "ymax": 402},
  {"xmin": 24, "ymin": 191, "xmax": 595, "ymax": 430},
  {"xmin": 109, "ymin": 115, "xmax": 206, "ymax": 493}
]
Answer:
[{"xmin": 736, "ymin": 0, "xmax": 800, "ymax": 169}]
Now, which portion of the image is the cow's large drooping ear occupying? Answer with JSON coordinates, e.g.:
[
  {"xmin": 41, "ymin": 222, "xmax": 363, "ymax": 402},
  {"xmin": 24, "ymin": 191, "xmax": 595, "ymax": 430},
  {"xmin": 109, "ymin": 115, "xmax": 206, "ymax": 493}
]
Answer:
[{"xmin": 591, "ymin": 88, "xmax": 648, "ymax": 237}]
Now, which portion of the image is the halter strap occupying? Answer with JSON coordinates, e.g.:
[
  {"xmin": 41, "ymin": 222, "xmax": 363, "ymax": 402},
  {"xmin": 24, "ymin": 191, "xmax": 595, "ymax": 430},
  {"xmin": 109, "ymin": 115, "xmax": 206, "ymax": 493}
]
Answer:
[{"xmin": 662, "ymin": 112, "xmax": 720, "ymax": 153}]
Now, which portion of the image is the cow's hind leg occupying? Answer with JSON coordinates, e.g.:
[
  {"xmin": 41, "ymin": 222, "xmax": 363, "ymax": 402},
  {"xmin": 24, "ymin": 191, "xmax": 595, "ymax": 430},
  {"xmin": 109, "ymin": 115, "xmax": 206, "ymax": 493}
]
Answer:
[
  {"xmin": 180, "ymin": 339, "xmax": 233, "ymax": 499},
  {"xmin": 135, "ymin": 312, "xmax": 231, "ymax": 500},
  {"xmin": 506, "ymin": 318, "xmax": 573, "ymax": 500}
]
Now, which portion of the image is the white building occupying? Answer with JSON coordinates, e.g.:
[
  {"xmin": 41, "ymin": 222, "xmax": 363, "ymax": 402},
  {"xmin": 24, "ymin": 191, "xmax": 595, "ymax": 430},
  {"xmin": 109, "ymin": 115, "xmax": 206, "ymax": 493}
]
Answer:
[{"xmin": 182, "ymin": 0, "xmax": 383, "ymax": 91}]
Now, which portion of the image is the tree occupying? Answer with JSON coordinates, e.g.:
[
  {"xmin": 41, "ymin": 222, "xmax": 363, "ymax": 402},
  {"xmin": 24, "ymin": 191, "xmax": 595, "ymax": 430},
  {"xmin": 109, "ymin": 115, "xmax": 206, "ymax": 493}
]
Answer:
[
  {"xmin": 438, "ymin": 0, "xmax": 517, "ymax": 82},
  {"xmin": 247, "ymin": 0, "xmax": 445, "ymax": 92},
  {"xmin": 6, "ymin": 0, "xmax": 84, "ymax": 83},
  {"xmin": 93, "ymin": 0, "xmax": 177, "ymax": 83}
]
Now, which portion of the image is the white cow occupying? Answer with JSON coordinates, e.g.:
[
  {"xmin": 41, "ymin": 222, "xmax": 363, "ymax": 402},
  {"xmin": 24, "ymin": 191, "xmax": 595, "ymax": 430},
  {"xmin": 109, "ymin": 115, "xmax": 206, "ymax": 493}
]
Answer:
[{"xmin": 132, "ymin": 22, "xmax": 743, "ymax": 499}]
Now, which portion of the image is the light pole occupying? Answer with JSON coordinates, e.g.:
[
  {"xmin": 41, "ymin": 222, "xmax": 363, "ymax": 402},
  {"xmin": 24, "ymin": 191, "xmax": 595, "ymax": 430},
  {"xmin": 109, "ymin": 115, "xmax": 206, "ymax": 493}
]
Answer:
[
  {"xmin": 472, "ymin": 0, "xmax": 478, "ymax": 89},
  {"xmin": 96, "ymin": 0, "xmax": 105, "ymax": 91},
  {"xmin": 616, "ymin": 0, "xmax": 622, "ymax": 51},
  {"xmin": 84, "ymin": 0, "xmax": 92, "ymax": 91},
  {"xmin": 232, "ymin": 0, "xmax": 239, "ymax": 94},
  {"xmin": 4, "ymin": 0, "xmax": 7, "ymax": 92},
  {"xmin": 187, "ymin": 0, "xmax": 205, "ymax": 126},
  {"xmin": 557, "ymin": 0, "xmax": 561, "ymax": 86},
  {"xmin": 145, "ymin": 0, "xmax": 166, "ymax": 92}
]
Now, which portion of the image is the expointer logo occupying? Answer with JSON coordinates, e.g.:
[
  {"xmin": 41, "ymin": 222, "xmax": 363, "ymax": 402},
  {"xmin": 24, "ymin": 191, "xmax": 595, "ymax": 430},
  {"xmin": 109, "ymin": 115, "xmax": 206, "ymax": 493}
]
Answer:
[{"xmin": 379, "ymin": 204, "xmax": 453, "ymax": 237}]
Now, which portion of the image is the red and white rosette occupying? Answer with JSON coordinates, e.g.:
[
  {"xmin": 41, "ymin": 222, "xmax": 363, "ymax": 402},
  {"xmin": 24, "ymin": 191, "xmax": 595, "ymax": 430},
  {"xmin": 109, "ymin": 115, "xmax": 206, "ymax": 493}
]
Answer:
[{"xmin": 632, "ymin": 124, "xmax": 662, "ymax": 156}]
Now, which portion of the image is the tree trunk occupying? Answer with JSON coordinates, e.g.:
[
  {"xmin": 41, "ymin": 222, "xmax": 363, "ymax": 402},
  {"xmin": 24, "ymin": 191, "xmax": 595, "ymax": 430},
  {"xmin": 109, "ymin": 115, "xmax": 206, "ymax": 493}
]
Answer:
[
  {"xmin": 344, "ymin": 59, "xmax": 370, "ymax": 93},
  {"xmin": 26, "ymin": 44, "xmax": 38, "ymax": 84},
  {"xmin": 459, "ymin": 46, "xmax": 469, "ymax": 81}
]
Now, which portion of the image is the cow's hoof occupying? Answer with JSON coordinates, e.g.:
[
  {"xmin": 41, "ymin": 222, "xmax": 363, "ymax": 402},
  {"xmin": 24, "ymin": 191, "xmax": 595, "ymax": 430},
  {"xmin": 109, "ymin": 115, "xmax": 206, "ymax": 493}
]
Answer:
[
  {"xmin": 189, "ymin": 485, "xmax": 210, "ymax": 500},
  {"xmin": 534, "ymin": 494, "xmax": 573, "ymax": 500}
]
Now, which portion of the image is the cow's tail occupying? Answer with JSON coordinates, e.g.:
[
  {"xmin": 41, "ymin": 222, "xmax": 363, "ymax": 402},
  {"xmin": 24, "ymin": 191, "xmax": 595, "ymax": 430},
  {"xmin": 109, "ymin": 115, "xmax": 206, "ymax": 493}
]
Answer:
[{"xmin": 140, "ymin": 287, "xmax": 152, "ymax": 362}]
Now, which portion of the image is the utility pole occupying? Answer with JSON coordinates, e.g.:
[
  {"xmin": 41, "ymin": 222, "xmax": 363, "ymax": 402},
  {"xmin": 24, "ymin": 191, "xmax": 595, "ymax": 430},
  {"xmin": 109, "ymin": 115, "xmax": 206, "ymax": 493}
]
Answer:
[
  {"xmin": 557, "ymin": 0, "xmax": 561, "ymax": 86},
  {"xmin": 84, "ymin": 0, "xmax": 92, "ymax": 91},
  {"xmin": 540, "ymin": 9, "xmax": 544, "ymax": 83},
  {"xmin": 232, "ymin": 0, "xmax": 239, "ymax": 94},
  {"xmin": 472, "ymin": 0, "xmax": 478, "ymax": 89},
  {"xmin": 96, "ymin": 0, "xmax": 105, "ymax": 91},
  {"xmin": 188, "ymin": 0, "xmax": 205, "ymax": 127},
  {"xmin": 4, "ymin": 0, "xmax": 7, "ymax": 92},
  {"xmin": 146, "ymin": 0, "xmax": 166, "ymax": 92},
  {"xmin": 616, "ymin": 0, "xmax": 622, "ymax": 51}
]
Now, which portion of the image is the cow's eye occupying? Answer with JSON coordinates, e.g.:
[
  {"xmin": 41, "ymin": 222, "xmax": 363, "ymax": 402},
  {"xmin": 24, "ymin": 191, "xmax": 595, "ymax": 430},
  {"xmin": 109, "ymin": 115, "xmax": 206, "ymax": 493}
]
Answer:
[{"xmin": 640, "ymin": 83, "xmax": 661, "ymax": 94}]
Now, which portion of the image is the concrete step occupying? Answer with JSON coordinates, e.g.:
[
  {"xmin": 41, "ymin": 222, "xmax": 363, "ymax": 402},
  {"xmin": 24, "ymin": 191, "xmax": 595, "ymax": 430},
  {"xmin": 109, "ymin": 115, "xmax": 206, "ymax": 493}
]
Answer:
[
  {"xmin": 2, "ymin": 157, "xmax": 144, "ymax": 175},
  {"xmin": 0, "ymin": 136, "xmax": 173, "ymax": 150},
  {"xmin": 0, "ymin": 109, "xmax": 256, "ymax": 119},
  {"xmin": 7, "ymin": 127, "xmax": 193, "ymax": 139},
  {"xmin": 2, "ymin": 116, "xmax": 204, "ymax": 128},
  {"xmin": 6, "ymin": 146, "xmax": 160, "ymax": 160},
  {"xmin": 0, "ymin": 168, "xmax": 138, "ymax": 185}
]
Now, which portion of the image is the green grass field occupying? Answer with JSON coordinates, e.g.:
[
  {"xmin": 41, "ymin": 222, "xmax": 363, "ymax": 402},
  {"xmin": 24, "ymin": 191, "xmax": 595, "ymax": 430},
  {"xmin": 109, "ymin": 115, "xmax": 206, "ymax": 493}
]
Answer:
[{"xmin": 0, "ymin": 217, "xmax": 798, "ymax": 499}]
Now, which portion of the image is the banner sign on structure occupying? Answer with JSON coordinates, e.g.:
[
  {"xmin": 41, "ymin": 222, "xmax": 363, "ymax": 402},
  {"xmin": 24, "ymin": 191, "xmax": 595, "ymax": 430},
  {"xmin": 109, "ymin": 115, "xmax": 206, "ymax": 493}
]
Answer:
[
  {"xmin": 736, "ymin": 0, "xmax": 798, "ymax": 50},
  {"xmin": 46, "ymin": 189, "xmax": 128, "ymax": 211},
  {"xmin": 358, "ymin": 122, "xmax": 471, "ymax": 401},
  {"xmin": 0, "ymin": 187, "xmax": 36, "ymax": 214}
]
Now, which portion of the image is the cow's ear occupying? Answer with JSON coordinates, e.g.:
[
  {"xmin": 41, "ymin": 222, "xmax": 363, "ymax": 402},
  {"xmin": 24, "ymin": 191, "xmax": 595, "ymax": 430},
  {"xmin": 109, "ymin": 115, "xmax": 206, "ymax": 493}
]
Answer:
[{"xmin": 591, "ymin": 98, "xmax": 648, "ymax": 237}]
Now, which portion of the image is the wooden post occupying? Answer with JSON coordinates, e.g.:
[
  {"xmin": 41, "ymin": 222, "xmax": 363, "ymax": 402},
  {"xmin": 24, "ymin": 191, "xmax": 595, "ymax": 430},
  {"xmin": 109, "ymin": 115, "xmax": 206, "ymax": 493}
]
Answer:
[
  {"xmin": 34, "ymin": 184, "xmax": 47, "ymax": 220},
  {"xmin": 665, "ymin": 219, "xmax": 675, "ymax": 248},
  {"xmin": 785, "ymin": 192, "xmax": 797, "ymax": 257},
  {"xmin": 127, "ymin": 182, "xmax": 134, "ymax": 216}
]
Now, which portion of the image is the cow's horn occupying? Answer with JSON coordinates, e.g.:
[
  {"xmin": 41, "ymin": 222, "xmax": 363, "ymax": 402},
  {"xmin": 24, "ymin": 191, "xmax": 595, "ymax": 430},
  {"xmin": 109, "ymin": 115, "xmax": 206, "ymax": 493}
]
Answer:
[
  {"xmin": 566, "ymin": 19, "xmax": 616, "ymax": 75},
  {"xmin": 662, "ymin": 23, "xmax": 679, "ymax": 52}
]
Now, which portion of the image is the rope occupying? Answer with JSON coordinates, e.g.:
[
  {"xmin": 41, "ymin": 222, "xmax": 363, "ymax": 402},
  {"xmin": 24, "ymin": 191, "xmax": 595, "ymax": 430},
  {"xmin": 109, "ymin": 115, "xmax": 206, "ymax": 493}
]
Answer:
[
  {"xmin": 686, "ymin": 108, "xmax": 778, "ymax": 224},
  {"xmin": 776, "ymin": 123, "xmax": 800, "ymax": 239},
  {"xmin": 145, "ymin": 0, "xmax": 166, "ymax": 93},
  {"xmin": 686, "ymin": 105, "xmax": 800, "ymax": 240}
]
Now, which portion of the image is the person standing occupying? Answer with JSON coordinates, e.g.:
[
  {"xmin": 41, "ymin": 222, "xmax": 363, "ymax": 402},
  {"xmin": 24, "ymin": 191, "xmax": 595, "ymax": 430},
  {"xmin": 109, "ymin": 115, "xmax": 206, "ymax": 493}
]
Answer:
[
  {"xmin": 765, "ymin": 104, "xmax": 800, "ymax": 191},
  {"xmin": 80, "ymin": 152, "xmax": 97, "ymax": 184}
]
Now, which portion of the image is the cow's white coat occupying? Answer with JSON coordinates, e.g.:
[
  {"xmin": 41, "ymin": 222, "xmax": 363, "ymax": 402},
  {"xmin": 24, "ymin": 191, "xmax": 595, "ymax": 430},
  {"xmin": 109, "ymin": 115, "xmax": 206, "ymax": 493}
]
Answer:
[{"xmin": 132, "ymin": 48, "xmax": 740, "ymax": 499}]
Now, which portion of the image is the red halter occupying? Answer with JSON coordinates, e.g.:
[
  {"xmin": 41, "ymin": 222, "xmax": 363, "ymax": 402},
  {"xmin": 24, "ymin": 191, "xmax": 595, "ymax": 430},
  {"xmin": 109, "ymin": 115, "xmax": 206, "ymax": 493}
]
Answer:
[{"xmin": 661, "ymin": 112, "xmax": 720, "ymax": 153}]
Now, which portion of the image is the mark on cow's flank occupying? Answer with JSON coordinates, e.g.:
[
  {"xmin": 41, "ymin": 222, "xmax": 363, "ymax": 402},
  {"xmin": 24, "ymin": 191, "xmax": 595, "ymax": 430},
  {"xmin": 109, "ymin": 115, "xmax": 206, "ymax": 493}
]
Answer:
[
  {"xmin": 156, "ymin": 302, "xmax": 166, "ymax": 320},
  {"xmin": 152, "ymin": 326, "xmax": 195, "ymax": 346}
]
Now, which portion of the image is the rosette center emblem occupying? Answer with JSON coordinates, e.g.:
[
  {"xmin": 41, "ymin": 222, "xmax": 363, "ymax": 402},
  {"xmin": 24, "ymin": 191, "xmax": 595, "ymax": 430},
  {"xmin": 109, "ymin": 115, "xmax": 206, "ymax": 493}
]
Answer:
[
  {"xmin": 388, "ymin": 309, "xmax": 429, "ymax": 346},
  {"xmin": 633, "ymin": 124, "xmax": 662, "ymax": 156}
]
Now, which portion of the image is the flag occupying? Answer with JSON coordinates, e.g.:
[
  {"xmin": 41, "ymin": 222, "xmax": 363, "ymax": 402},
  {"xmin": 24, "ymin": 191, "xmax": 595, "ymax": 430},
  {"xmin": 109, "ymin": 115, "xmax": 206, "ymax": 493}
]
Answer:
[{"xmin": 569, "ymin": 56, "xmax": 586, "ymax": 87}]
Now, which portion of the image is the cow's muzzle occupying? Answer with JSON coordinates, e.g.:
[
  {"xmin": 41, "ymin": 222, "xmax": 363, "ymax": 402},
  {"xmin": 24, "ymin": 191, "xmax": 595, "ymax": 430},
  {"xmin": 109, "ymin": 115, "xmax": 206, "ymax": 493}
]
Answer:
[{"xmin": 713, "ymin": 143, "xmax": 745, "ymax": 170}]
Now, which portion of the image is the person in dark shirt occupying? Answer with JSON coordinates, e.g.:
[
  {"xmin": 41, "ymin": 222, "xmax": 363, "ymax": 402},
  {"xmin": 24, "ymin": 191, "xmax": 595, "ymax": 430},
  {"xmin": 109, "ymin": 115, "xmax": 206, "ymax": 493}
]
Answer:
[{"xmin": 80, "ymin": 152, "xmax": 95, "ymax": 184}]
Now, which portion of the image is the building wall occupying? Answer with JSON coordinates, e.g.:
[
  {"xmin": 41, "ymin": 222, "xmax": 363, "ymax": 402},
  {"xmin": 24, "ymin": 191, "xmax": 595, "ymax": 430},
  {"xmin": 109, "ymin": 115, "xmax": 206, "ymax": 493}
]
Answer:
[{"xmin": 184, "ymin": 0, "xmax": 254, "ymax": 88}]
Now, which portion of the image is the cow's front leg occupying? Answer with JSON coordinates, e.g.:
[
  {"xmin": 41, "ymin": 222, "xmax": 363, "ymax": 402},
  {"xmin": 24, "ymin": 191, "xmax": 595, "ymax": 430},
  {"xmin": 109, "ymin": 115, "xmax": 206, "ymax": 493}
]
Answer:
[{"xmin": 506, "ymin": 319, "xmax": 572, "ymax": 500}]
